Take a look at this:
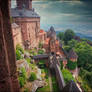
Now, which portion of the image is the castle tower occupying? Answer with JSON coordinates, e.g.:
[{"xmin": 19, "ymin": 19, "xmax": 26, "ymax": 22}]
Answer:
[
  {"xmin": 16, "ymin": 0, "xmax": 32, "ymax": 9},
  {"xmin": 11, "ymin": 0, "xmax": 40, "ymax": 49}
]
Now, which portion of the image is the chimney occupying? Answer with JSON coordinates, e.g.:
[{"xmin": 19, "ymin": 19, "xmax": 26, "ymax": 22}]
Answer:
[{"xmin": 16, "ymin": 0, "xmax": 32, "ymax": 9}]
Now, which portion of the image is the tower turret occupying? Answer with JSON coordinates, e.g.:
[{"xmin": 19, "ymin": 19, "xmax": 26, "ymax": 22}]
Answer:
[{"xmin": 16, "ymin": 0, "xmax": 32, "ymax": 9}]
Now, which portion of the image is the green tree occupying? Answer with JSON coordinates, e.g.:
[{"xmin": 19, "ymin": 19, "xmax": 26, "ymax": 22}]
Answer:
[
  {"xmin": 67, "ymin": 60, "xmax": 77, "ymax": 70},
  {"xmin": 63, "ymin": 29, "xmax": 75, "ymax": 44},
  {"xmin": 62, "ymin": 69, "xmax": 76, "ymax": 83},
  {"xmin": 57, "ymin": 32, "xmax": 64, "ymax": 40},
  {"xmin": 74, "ymin": 42, "xmax": 92, "ymax": 67},
  {"xmin": 68, "ymin": 39, "xmax": 78, "ymax": 48},
  {"xmin": 60, "ymin": 61, "xmax": 63, "ymax": 70},
  {"xmin": 79, "ymin": 68, "xmax": 92, "ymax": 88},
  {"xmin": 63, "ymin": 45, "xmax": 71, "ymax": 52}
]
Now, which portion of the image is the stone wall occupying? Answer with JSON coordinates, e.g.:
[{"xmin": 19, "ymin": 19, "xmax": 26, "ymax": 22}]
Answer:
[
  {"xmin": 12, "ymin": 23, "xmax": 23, "ymax": 49},
  {"xmin": 54, "ymin": 64, "xmax": 65, "ymax": 91},
  {"xmin": 13, "ymin": 17, "xmax": 40, "ymax": 48},
  {"xmin": 49, "ymin": 55, "xmax": 65, "ymax": 91},
  {"xmin": 0, "ymin": 0, "xmax": 20, "ymax": 92}
]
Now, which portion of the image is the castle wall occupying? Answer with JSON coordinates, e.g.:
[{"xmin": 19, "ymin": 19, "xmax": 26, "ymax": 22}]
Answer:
[
  {"xmin": 12, "ymin": 25, "xmax": 23, "ymax": 49},
  {"xmin": 0, "ymin": 1, "xmax": 20, "ymax": 92},
  {"xmin": 13, "ymin": 17, "xmax": 40, "ymax": 48},
  {"xmin": 54, "ymin": 64, "xmax": 65, "ymax": 91}
]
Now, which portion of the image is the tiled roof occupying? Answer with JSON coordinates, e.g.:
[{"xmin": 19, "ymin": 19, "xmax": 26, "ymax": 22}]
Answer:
[
  {"xmin": 11, "ymin": 8, "xmax": 40, "ymax": 18},
  {"xmin": 39, "ymin": 29, "xmax": 45, "ymax": 33},
  {"xmin": 62, "ymin": 80, "xmax": 81, "ymax": 92},
  {"xmin": 68, "ymin": 49, "xmax": 78, "ymax": 59},
  {"xmin": 39, "ymin": 29, "xmax": 46, "ymax": 35},
  {"xmin": 32, "ymin": 54, "xmax": 49, "ymax": 60}
]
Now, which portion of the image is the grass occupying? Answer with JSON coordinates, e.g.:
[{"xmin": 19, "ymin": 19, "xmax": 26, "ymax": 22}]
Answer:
[{"xmin": 52, "ymin": 76, "xmax": 60, "ymax": 92}]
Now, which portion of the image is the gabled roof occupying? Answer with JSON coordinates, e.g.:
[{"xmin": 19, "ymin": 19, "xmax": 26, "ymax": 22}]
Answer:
[
  {"xmin": 68, "ymin": 49, "xmax": 78, "ymax": 59},
  {"xmin": 32, "ymin": 54, "xmax": 49, "ymax": 60},
  {"xmin": 62, "ymin": 80, "xmax": 81, "ymax": 92},
  {"xmin": 11, "ymin": 8, "xmax": 40, "ymax": 18}
]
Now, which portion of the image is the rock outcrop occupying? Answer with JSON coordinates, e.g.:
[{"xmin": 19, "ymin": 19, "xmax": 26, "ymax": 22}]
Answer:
[{"xmin": 31, "ymin": 80, "xmax": 46, "ymax": 92}]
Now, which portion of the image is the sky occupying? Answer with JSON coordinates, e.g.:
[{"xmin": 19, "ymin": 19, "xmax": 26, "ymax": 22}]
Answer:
[
  {"xmin": 32, "ymin": 1, "xmax": 92, "ymax": 36},
  {"xmin": 11, "ymin": 0, "xmax": 92, "ymax": 36}
]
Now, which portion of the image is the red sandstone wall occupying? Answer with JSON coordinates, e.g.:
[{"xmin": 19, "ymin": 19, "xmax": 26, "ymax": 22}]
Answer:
[
  {"xmin": 12, "ymin": 26, "xmax": 23, "ymax": 49},
  {"xmin": 13, "ymin": 17, "xmax": 40, "ymax": 48}
]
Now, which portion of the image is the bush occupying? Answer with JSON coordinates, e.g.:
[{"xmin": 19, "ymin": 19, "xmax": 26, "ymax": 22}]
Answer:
[
  {"xmin": 18, "ymin": 67, "xmax": 27, "ymax": 87},
  {"xmin": 62, "ymin": 69, "xmax": 76, "ymax": 83},
  {"xmin": 38, "ymin": 49, "xmax": 44, "ymax": 54},
  {"xmin": 67, "ymin": 60, "xmax": 77, "ymax": 70},
  {"xmin": 29, "ymin": 72, "xmax": 37, "ymax": 81},
  {"xmin": 19, "ymin": 77, "xmax": 25, "ymax": 87},
  {"xmin": 24, "ymin": 88, "xmax": 29, "ymax": 92},
  {"xmin": 29, "ymin": 64, "xmax": 35, "ymax": 70},
  {"xmin": 30, "ymin": 50, "xmax": 37, "ymax": 56},
  {"xmin": 60, "ymin": 61, "xmax": 63, "ymax": 70},
  {"xmin": 20, "ymin": 67, "xmax": 27, "ymax": 80},
  {"xmin": 16, "ymin": 50, "xmax": 22, "ymax": 60},
  {"xmin": 16, "ymin": 44, "xmax": 24, "ymax": 54},
  {"xmin": 26, "ymin": 58, "xmax": 31, "ymax": 64}
]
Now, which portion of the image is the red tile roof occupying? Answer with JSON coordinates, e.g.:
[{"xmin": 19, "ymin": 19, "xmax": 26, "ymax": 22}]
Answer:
[{"xmin": 39, "ymin": 29, "xmax": 46, "ymax": 35}]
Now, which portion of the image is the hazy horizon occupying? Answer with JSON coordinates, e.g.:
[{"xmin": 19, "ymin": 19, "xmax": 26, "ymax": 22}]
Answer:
[
  {"xmin": 11, "ymin": 0, "xmax": 92, "ymax": 37},
  {"xmin": 33, "ymin": 1, "xmax": 92, "ymax": 37}
]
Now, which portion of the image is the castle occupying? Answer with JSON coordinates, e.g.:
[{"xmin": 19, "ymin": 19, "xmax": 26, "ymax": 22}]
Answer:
[
  {"xmin": 0, "ymin": 0, "xmax": 80, "ymax": 92},
  {"xmin": 11, "ymin": 0, "xmax": 46, "ymax": 49}
]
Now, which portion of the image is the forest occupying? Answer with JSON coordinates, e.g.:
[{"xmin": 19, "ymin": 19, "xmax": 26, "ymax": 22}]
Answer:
[{"xmin": 57, "ymin": 29, "xmax": 92, "ymax": 91}]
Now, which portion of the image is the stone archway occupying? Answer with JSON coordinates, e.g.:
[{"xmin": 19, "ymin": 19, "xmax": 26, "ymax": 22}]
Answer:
[{"xmin": 0, "ymin": 0, "xmax": 20, "ymax": 92}]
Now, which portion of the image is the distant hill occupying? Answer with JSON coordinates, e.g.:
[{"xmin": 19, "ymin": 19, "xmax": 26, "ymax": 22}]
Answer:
[
  {"xmin": 76, "ymin": 33, "xmax": 92, "ymax": 41},
  {"xmin": 56, "ymin": 31, "xmax": 92, "ymax": 41}
]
